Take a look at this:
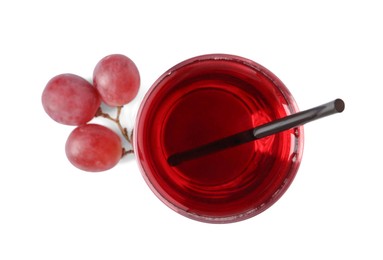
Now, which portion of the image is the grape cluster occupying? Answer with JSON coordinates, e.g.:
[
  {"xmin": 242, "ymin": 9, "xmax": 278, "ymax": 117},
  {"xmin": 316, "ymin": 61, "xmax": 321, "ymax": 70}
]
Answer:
[{"xmin": 42, "ymin": 54, "xmax": 140, "ymax": 172}]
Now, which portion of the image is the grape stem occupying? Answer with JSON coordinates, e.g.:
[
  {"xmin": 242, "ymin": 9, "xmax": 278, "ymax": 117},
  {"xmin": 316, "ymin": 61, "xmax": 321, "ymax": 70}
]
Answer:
[
  {"xmin": 122, "ymin": 148, "xmax": 134, "ymax": 156},
  {"xmin": 95, "ymin": 106, "xmax": 134, "ymax": 156}
]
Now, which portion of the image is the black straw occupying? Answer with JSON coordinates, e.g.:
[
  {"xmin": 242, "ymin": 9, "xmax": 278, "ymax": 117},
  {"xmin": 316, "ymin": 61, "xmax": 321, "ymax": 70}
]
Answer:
[{"xmin": 167, "ymin": 99, "xmax": 345, "ymax": 166}]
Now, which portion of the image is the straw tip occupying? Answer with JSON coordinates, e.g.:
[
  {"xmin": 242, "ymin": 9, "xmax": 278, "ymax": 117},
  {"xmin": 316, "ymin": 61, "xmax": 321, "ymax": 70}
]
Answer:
[
  {"xmin": 167, "ymin": 155, "xmax": 180, "ymax": 166},
  {"xmin": 335, "ymin": 99, "xmax": 345, "ymax": 113}
]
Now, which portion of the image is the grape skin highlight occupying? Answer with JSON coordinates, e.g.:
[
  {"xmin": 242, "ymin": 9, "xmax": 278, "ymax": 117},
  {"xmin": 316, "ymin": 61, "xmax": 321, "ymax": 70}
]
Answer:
[
  {"xmin": 65, "ymin": 124, "xmax": 123, "ymax": 172},
  {"xmin": 42, "ymin": 74, "xmax": 101, "ymax": 125},
  {"xmin": 93, "ymin": 54, "xmax": 140, "ymax": 106}
]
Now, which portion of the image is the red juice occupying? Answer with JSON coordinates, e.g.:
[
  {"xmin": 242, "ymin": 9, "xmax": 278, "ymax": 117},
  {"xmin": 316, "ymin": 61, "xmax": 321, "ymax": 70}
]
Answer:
[{"xmin": 134, "ymin": 54, "xmax": 304, "ymax": 223}]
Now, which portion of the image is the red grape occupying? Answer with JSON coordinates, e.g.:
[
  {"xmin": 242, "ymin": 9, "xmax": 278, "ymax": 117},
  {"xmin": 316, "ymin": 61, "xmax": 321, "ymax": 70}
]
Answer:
[
  {"xmin": 42, "ymin": 74, "xmax": 101, "ymax": 125},
  {"xmin": 65, "ymin": 124, "xmax": 122, "ymax": 172},
  {"xmin": 93, "ymin": 54, "xmax": 140, "ymax": 106}
]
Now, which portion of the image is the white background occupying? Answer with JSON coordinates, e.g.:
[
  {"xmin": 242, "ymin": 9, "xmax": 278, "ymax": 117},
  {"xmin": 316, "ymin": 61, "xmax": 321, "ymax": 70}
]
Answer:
[{"xmin": 1, "ymin": 0, "xmax": 382, "ymax": 259}]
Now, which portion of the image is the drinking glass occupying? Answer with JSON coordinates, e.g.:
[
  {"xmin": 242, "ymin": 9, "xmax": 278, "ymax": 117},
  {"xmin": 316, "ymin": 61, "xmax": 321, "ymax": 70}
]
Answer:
[{"xmin": 134, "ymin": 54, "xmax": 304, "ymax": 223}]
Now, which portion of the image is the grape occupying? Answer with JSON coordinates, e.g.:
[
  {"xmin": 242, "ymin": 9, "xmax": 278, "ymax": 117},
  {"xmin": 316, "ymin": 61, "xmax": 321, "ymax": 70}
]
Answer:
[
  {"xmin": 93, "ymin": 54, "xmax": 140, "ymax": 106},
  {"xmin": 65, "ymin": 124, "xmax": 123, "ymax": 172},
  {"xmin": 42, "ymin": 74, "xmax": 101, "ymax": 125}
]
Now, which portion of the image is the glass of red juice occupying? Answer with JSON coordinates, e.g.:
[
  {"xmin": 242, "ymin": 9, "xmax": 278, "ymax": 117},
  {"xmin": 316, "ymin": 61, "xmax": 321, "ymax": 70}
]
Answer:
[{"xmin": 134, "ymin": 54, "xmax": 304, "ymax": 223}]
